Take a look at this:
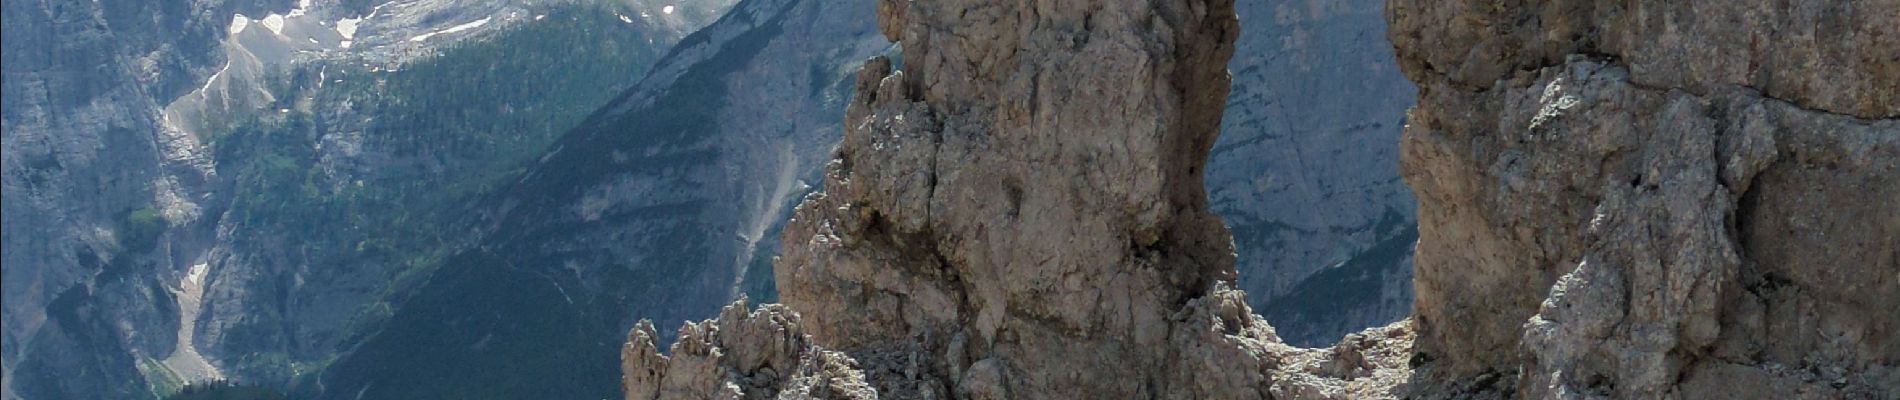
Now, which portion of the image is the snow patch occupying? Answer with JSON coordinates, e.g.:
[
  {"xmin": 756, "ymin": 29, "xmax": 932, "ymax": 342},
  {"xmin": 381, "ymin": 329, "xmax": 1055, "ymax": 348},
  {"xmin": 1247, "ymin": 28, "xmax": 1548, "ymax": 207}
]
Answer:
[
  {"xmin": 363, "ymin": 1, "xmax": 392, "ymax": 20},
  {"xmin": 261, "ymin": 14, "xmax": 287, "ymax": 35},
  {"xmin": 187, "ymin": 263, "xmax": 209, "ymax": 287},
  {"xmin": 409, "ymin": 17, "xmax": 492, "ymax": 42},
  {"xmin": 335, "ymin": 17, "xmax": 362, "ymax": 39},
  {"xmin": 228, "ymin": 14, "xmax": 251, "ymax": 35},
  {"xmin": 198, "ymin": 61, "xmax": 230, "ymax": 98}
]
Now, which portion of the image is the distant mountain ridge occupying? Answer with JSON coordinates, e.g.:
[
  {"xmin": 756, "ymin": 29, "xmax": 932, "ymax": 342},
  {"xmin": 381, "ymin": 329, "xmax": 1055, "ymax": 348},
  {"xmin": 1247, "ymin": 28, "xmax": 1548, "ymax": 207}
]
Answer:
[
  {"xmin": 2, "ymin": 0, "xmax": 733, "ymax": 397},
  {"xmin": 4, "ymin": 0, "xmax": 1422, "ymax": 397},
  {"xmin": 310, "ymin": 0, "xmax": 887, "ymax": 397}
]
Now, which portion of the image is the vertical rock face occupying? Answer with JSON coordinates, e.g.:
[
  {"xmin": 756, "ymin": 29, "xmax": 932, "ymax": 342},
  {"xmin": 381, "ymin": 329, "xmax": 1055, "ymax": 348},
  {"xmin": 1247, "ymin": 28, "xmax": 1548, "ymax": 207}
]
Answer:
[
  {"xmin": 3, "ymin": 0, "xmax": 287, "ymax": 397},
  {"xmin": 1391, "ymin": 0, "xmax": 1898, "ymax": 398},
  {"xmin": 625, "ymin": 1, "xmax": 1420, "ymax": 399},
  {"xmin": 774, "ymin": 0, "xmax": 1243, "ymax": 395}
]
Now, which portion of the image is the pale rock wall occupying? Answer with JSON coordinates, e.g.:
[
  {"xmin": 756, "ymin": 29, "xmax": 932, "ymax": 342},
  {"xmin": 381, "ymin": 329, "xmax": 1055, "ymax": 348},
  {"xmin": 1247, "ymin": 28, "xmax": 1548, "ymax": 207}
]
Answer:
[{"xmin": 1390, "ymin": 0, "xmax": 1898, "ymax": 398}]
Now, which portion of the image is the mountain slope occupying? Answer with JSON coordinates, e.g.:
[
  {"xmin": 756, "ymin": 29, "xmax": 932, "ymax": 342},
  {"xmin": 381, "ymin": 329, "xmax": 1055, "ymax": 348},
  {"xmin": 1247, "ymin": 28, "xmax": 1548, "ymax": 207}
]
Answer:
[
  {"xmin": 3, "ymin": 0, "xmax": 290, "ymax": 397},
  {"xmin": 1211, "ymin": 0, "xmax": 1418, "ymax": 346},
  {"xmin": 313, "ymin": 0, "xmax": 889, "ymax": 398},
  {"xmin": 320, "ymin": 4, "xmax": 1428, "ymax": 396},
  {"xmin": 3, "ymin": 0, "xmax": 734, "ymax": 397},
  {"xmin": 192, "ymin": 2, "xmax": 717, "ymax": 386}
]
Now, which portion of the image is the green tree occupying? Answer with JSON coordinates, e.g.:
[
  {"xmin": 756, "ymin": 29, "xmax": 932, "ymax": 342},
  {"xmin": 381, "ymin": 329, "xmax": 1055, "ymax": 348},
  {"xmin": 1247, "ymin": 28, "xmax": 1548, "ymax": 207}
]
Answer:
[{"xmin": 118, "ymin": 206, "xmax": 167, "ymax": 254}]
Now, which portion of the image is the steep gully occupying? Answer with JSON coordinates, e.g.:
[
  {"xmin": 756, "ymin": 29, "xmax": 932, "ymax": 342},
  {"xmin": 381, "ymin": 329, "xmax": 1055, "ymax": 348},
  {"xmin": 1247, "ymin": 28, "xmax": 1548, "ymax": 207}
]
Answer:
[{"xmin": 733, "ymin": 144, "xmax": 805, "ymax": 299}]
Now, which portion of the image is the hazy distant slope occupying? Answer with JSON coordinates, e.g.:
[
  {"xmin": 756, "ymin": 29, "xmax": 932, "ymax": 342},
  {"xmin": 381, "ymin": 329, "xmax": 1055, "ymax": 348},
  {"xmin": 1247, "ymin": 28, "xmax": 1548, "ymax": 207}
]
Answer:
[
  {"xmin": 313, "ymin": 0, "xmax": 888, "ymax": 398},
  {"xmin": 1209, "ymin": 0, "xmax": 1419, "ymax": 346}
]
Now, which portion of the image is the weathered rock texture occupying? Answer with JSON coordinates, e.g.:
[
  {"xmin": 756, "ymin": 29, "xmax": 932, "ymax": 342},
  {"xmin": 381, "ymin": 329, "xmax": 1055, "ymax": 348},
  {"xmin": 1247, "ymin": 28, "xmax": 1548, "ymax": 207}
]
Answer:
[
  {"xmin": 771, "ymin": 0, "xmax": 1255, "ymax": 394},
  {"xmin": 1390, "ymin": 0, "xmax": 1899, "ymax": 398},
  {"xmin": 629, "ymin": 0, "xmax": 1899, "ymax": 398},
  {"xmin": 624, "ymin": 0, "xmax": 1421, "ymax": 399},
  {"xmin": 3, "ymin": 0, "xmax": 290, "ymax": 397},
  {"xmin": 771, "ymin": 0, "xmax": 1249, "ymax": 392},
  {"xmin": 622, "ymin": 300, "xmax": 880, "ymax": 400}
]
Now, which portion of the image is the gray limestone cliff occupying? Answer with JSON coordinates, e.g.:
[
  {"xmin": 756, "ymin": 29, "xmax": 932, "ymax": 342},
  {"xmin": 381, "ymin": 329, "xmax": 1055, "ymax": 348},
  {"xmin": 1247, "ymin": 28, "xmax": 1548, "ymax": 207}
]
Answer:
[
  {"xmin": 3, "ymin": 0, "xmax": 288, "ymax": 397},
  {"xmin": 622, "ymin": 1, "xmax": 1415, "ymax": 398},
  {"xmin": 625, "ymin": 0, "xmax": 1897, "ymax": 399},
  {"xmin": 1390, "ymin": 0, "xmax": 1898, "ymax": 398}
]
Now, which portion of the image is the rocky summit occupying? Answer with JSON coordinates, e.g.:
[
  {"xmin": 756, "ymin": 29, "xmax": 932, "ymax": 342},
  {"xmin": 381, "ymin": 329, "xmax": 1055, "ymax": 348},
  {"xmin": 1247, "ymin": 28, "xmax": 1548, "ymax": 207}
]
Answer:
[{"xmin": 624, "ymin": 0, "xmax": 1897, "ymax": 399}]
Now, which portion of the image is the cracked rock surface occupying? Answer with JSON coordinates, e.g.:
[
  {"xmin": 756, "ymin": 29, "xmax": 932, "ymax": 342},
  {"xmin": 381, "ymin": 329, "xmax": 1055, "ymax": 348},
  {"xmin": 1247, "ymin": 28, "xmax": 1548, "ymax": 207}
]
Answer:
[
  {"xmin": 626, "ymin": 0, "xmax": 1896, "ymax": 399},
  {"xmin": 624, "ymin": 0, "xmax": 1416, "ymax": 399},
  {"xmin": 1392, "ymin": 0, "xmax": 1899, "ymax": 398}
]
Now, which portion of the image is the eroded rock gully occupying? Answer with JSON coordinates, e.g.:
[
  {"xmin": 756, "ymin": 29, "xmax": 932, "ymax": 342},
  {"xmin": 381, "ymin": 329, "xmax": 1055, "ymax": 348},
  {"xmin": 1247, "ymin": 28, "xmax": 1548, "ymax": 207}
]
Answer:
[{"xmin": 623, "ymin": 0, "xmax": 1898, "ymax": 399}]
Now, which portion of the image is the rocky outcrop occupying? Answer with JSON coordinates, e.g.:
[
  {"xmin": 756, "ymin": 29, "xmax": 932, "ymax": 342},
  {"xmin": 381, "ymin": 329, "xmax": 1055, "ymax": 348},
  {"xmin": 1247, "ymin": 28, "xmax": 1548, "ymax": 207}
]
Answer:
[
  {"xmin": 1391, "ymin": 0, "xmax": 1899, "ymax": 398},
  {"xmin": 770, "ymin": 0, "xmax": 1249, "ymax": 394},
  {"xmin": 628, "ymin": 0, "xmax": 1897, "ymax": 398},
  {"xmin": 624, "ymin": 0, "xmax": 1420, "ymax": 398},
  {"xmin": 621, "ymin": 300, "xmax": 878, "ymax": 400}
]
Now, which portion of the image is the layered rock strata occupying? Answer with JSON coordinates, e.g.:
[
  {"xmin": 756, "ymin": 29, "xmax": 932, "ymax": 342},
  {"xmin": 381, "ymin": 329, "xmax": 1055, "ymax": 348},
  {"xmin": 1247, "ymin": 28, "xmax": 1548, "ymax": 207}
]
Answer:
[
  {"xmin": 623, "ymin": 0, "xmax": 1414, "ymax": 398},
  {"xmin": 1390, "ymin": 0, "xmax": 1898, "ymax": 398},
  {"xmin": 3, "ymin": 0, "xmax": 288, "ymax": 397}
]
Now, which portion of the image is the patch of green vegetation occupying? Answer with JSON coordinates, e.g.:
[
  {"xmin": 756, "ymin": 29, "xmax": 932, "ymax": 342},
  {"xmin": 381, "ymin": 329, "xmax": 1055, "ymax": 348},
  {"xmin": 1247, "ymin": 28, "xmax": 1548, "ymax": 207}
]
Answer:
[
  {"xmin": 137, "ymin": 357, "xmax": 187, "ymax": 396},
  {"xmin": 117, "ymin": 206, "xmax": 168, "ymax": 254},
  {"xmin": 163, "ymin": 380, "xmax": 289, "ymax": 400},
  {"xmin": 226, "ymin": 351, "xmax": 297, "ymax": 386}
]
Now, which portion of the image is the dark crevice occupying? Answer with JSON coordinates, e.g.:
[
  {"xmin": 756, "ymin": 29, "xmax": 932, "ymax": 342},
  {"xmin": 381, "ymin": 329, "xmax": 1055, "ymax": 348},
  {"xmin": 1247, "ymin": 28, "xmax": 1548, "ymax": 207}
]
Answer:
[{"xmin": 1002, "ymin": 178, "xmax": 1023, "ymax": 220}]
